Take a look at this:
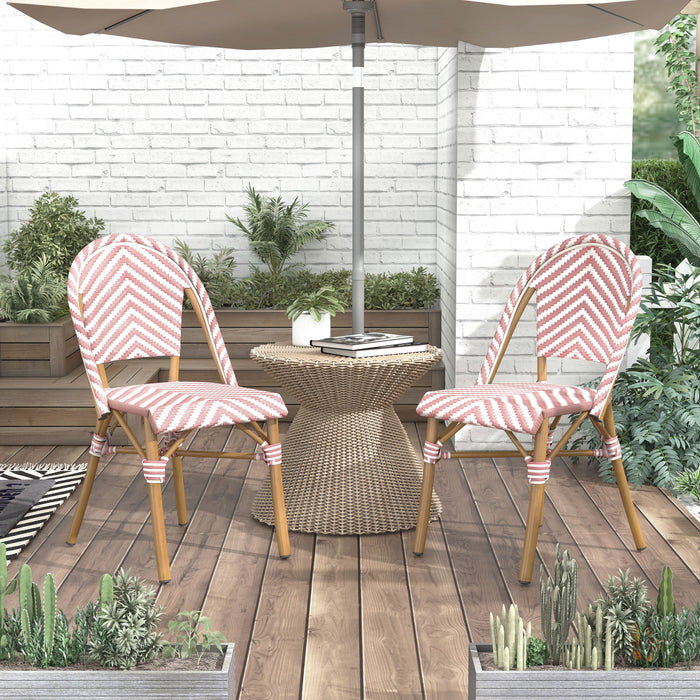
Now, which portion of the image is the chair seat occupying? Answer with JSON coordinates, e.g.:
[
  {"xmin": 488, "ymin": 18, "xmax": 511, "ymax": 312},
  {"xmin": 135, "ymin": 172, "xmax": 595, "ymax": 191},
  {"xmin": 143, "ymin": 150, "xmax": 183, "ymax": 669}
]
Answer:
[
  {"xmin": 106, "ymin": 381, "xmax": 288, "ymax": 433},
  {"xmin": 416, "ymin": 382, "xmax": 596, "ymax": 435}
]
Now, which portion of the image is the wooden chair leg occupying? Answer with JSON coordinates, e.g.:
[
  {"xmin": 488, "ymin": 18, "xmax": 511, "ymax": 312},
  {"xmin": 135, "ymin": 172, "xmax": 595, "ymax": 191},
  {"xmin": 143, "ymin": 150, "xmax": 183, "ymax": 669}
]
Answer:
[
  {"xmin": 602, "ymin": 408, "xmax": 646, "ymax": 551},
  {"xmin": 413, "ymin": 416, "xmax": 440, "ymax": 556},
  {"xmin": 518, "ymin": 420, "xmax": 549, "ymax": 584},
  {"xmin": 267, "ymin": 419, "xmax": 290, "ymax": 558},
  {"xmin": 67, "ymin": 416, "xmax": 111, "ymax": 545},
  {"xmin": 144, "ymin": 419, "xmax": 171, "ymax": 583},
  {"xmin": 171, "ymin": 454, "xmax": 187, "ymax": 526}
]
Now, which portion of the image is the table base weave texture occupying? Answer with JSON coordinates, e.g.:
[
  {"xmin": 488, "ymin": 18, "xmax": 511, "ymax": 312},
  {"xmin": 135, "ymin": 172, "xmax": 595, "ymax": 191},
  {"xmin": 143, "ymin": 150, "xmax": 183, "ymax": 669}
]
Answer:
[{"xmin": 252, "ymin": 404, "xmax": 442, "ymax": 535}]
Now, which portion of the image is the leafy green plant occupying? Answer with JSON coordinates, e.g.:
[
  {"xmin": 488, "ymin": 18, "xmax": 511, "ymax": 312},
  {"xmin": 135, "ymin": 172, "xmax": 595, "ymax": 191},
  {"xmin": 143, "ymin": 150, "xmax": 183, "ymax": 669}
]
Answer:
[
  {"xmin": 173, "ymin": 239, "xmax": 239, "ymax": 309},
  {"xmin": 675, "ymin": 465, "xmax": 700, "ymax": 499},
  {"xmin": 0, "ymin": 255, "xmax": 68, "ymax": 323},
  {"xmin": 3, "ymin": 192, "xmax": 104, "ymax": 279},
  {"xmin": 625, "ymin": 131, "xmax": 700, "ymax": 266},
  {"xmin": 630, "ymin": 159, "xmax": 694, "ymax": 271},
  {"xmin": 634, "ymin": 605, "xmax": 700, "ymax": 669},
  {"xmin": 228, "ymin": 184, "xmax": 334, "ymax": 282},
  {"xmin": 655, "ymin": 13, "xmax": 700, "ymax": 136},
  {"xmin": 285, "ymin": 285, "xmax": 346, "ymax": 322},
  {"xmin": 592, "ymin": 569, "xmax": 650, "ymax": 665},
  {"xmin": 525, "ymin": 636, "xmax": 548, "ymax": 667},
  {"xmin": 89, "ymin": 569, "xmax": 163, "ymax": 670},
  {"xmin": 364, "ymin": 267, "xmax": 440, "ymax": 310},
  {"xmin": 161, "ymin": 610, "xmax": 226, "ymax": 664}
]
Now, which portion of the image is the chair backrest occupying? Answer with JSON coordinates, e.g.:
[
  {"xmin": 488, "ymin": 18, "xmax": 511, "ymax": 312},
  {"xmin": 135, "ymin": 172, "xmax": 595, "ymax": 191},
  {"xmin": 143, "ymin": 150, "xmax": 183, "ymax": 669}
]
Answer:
[
  {"xmin": 68, "ymin": 233, "xmax": 236, "ymax": 417},
  {"xmin": 477, "ymin": 234, "xmax": 642, "ymax": 419}
]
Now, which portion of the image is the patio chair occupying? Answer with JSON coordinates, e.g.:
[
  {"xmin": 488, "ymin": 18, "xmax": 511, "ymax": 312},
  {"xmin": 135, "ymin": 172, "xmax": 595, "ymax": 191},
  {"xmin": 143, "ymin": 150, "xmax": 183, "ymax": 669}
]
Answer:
[
  {"xmin": 412, "ymin": 234, "xmax": 646, "ymax": 584},
  {"xmin": 66, "ymin": 233, "xmax": 290, "ymax": 582}
]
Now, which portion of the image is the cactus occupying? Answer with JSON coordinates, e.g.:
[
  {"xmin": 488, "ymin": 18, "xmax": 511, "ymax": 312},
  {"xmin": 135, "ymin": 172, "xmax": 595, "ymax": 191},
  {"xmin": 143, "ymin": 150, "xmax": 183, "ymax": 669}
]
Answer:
[
  {"xmin": 656, "ymin": 566, "xmax": 676, "ymax": 617},
  {"xmin": 18, "ymin": 563, "xmax": 33, "ymax": 623},
  {"xmin": 489, "ymin": 603, "xmax": 528, "ymax": 670},
  {"xmin": 604, "ymin": 620, "xmax": 614, "ymax": 671},
  {"xmin": 99, "ymin": 573, "xmax": 114, "ymax": 611},
  {"xmin": 43, "ymin": 573, "xmax": 56, "ymax": 662},
  {"xmin": 540, "ymin": 544, "xmax": 577, "ymax": 666}
]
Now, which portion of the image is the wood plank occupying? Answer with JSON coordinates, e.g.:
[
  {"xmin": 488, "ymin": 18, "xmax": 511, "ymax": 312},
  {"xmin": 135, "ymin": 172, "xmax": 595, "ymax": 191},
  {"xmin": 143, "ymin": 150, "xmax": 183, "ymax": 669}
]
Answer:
[
  {"xmin": 360, "ymin": 533, "xmax": 423, "ymax": 699},
  {"xmin": 302, "ymin": 535, "xmax": 362, "ymax": 700},
  {"xmin": 239, "ymin": 531, "xmax": 314, "ymax": 700}
]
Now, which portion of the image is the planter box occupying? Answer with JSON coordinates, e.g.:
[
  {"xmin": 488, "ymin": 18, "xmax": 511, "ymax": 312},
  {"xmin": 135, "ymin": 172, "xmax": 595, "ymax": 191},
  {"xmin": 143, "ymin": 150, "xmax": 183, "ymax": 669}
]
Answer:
[
  {"xmin": 0, "ymin": 315, "xmax": 79, "ymax": 377},
  {"xmin": 469, "ymin": 644, "xmax": 700, "ymax": 700},
  {"xmin": 181, "ymin": 308, "xmax": 441, "ymax": 359},
  {"xmin": 0, "ymin": 643, "xmax": 234, "ymax": 699}
]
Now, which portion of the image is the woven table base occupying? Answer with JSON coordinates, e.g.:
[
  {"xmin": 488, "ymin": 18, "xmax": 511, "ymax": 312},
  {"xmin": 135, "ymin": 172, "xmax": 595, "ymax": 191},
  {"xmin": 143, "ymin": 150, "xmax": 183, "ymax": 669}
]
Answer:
[{"xmin": 252, "ymin": 405, "xmax": 442, "ymax": 535}]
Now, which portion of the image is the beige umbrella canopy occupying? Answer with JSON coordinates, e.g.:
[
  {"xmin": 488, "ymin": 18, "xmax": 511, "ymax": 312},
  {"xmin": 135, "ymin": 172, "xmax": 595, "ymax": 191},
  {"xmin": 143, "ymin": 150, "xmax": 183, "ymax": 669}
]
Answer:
[{"xmin": 8, "ymin": 0, "xmax": 691, "ymax": 332}]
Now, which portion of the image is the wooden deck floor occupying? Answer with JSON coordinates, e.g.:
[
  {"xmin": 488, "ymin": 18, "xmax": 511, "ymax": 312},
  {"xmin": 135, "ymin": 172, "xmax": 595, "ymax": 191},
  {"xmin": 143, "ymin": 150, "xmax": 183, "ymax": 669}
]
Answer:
[{"xmin": 3, "ymin": 423, "xmax": 700, "ymax": 699}]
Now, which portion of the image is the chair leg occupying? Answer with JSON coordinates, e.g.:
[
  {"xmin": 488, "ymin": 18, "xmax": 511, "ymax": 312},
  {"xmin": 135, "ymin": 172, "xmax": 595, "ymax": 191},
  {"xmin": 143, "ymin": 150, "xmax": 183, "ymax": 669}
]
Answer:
[
  {"xmin": 518, "ymin": 419, "xmax": 549, "ymax": 584},
  {"xmin": 413, "ymin": 417, "xmax": 440, "ymax": 556},
  {"xmin": 171, "ymin": 454, "xmax": 188, "ymax": 526},
  {"xmin": 144, "ymin": 419, "xmax": 171, "ymax": 583},
  {"xmin": 602, "ymin": 408, "xmax": 646, "ymax": 551},
  {"xmin": 67, "ymin": 416, "xmax": 110, "ymax": 545},
  {"xmin": 267, "ymin": 419, "xmax": 290, "ymax": 558}
]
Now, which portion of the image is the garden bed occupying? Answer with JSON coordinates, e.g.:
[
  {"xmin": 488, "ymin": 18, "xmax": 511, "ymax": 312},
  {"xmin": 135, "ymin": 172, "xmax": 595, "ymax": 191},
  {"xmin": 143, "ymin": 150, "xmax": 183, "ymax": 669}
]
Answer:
[{"xmin": 0, "ymin": 315, "xmax": 80, "ymax": 378}]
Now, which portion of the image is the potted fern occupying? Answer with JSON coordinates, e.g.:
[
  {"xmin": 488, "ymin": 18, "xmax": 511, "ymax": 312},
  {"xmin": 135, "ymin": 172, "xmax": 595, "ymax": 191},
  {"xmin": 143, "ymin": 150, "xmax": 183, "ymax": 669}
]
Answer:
[{"xmin": 285, "ymin": 286, "xmax": 345, "ymax": 346}]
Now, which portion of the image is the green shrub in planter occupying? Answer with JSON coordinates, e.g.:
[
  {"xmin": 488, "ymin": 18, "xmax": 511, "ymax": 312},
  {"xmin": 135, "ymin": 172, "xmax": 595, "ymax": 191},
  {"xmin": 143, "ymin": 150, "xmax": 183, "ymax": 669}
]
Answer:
[
  {"xmin": 0, "ymin": 255, "xmax": 68, "ymax": 323},
  {"xmin": 3, "ymin": 192, "xmax": 104, "ymax": 279}
]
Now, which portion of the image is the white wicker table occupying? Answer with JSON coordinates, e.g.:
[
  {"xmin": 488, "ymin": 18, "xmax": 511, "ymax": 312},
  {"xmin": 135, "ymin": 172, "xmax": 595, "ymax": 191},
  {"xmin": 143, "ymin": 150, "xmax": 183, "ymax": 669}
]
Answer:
[{"xmin": 250, "ymin": 344, "xmax": 443, "ymax": 535}]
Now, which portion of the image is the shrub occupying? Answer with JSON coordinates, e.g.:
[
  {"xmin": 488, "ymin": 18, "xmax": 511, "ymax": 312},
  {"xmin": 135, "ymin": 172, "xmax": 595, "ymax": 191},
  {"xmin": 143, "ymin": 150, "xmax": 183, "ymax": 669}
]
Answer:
[
  {"xmin": 630, "ymin": 159, "xmax": 694, "ymax": 271},
  {"xmin": 3, "ymin": 192, "xmax": 104, "ymax": 279},
  {"xmin": 0, "ymin": 255, "xmax": 68, "ymax": 323}
]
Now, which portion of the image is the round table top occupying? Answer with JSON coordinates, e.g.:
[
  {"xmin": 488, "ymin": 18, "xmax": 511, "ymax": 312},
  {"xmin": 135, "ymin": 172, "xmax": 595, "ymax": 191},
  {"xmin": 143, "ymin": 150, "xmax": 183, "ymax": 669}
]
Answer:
[{"xmin": 250, "ymin": 343, "xmax": 443, "ymax": 367}]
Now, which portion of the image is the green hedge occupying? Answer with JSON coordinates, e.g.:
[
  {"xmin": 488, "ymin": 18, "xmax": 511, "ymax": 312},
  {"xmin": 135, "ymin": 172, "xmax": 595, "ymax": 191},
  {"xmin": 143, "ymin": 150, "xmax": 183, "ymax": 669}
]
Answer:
[{"xmin": 630, "ymin": 159, "xmax": 699, "ymax": 269}]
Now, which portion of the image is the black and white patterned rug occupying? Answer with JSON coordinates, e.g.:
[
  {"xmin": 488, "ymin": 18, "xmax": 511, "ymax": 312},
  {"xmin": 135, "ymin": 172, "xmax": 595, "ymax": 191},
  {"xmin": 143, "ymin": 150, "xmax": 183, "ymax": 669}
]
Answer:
[{"xmin": 0, "ymin": 464, "xmax": 86, "ymax": 564}]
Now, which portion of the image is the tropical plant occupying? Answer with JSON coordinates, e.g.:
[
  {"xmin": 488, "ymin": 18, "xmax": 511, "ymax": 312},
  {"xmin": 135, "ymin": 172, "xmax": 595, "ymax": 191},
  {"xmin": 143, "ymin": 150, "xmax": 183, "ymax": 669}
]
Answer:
[
  {"xmin": 592, "ymin": 569, "xmax": 650, "ymax": 664},
  {"xmin": 625, "ymin": 131, "xmax": 700, "ymax": 266},
  {"xmin": 655, "ymin": 13, "xmax": 700, "ymax": 136},
  {"xmin": 364, "ymin": 267, "xmax": 440, "ymax": 310},
  {"xmin": 675, "ymin": 464, "xmax": 700, "ymax": 499},
  {"xmin": 89, "ymin": 569, "xmax": 163, "ymax": 670},
  {"xmin": 227, "ymin": 184, "xmax": 334, "ymax": 281},
  {"xmin": 0, "ymin": 255, "xmax": 68, "ymax": 323},
  {"xmin": 630, "ymin": 159, "xmax": 694, "ymax": 270},
  {"xmin": 3, "ymin": 192, "xmax": 104, "ymax": 279},
  {"xmin": 161, "ymin": 610, "xmax": 226, "ymax": 664},
  {"xmin": 285, "ymin": 285, "xmax": 346, "ymax": 322},
  {"xmin": 173, "ymin": 239, "xmax": 239, "ymax": 309}
]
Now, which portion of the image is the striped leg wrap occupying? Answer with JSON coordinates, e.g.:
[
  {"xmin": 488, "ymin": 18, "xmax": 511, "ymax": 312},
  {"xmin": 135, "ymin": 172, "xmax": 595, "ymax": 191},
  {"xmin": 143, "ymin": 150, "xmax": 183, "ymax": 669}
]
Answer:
[
  {"xmin": 142, "ymin": 458, "xmax": 169, "ymax": 484},
  {"xmin": 423, "ymin": 440, "xmax": 451, "ymax": 465},
  {"xmin": 525, "ymin": 457, "xmax": 551, "ymax": 485},
  {"xmin": 601, "ymin": 436, "xmax": 622, "ymax": 461},
  {"xmin": 253, "ymin": 441, "xmax": 282, "ymax": 466},
  {"xmin": 89, "ymin": 431, "xmax": 115, "ymax": 457}
]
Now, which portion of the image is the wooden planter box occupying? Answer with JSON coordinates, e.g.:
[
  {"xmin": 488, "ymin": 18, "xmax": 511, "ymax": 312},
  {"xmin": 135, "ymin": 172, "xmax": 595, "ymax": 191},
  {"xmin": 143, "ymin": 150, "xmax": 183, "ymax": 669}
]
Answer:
[
  {"xmin": 0, "ymin": 315, "xmax": 79, "ymax": 377},
  {"xmin": 469, "ymin": 644, "xmax": 700, "ymax": 700},
  {"xmin": 180, "ymin": 308, "xmax": 441, "ymax": 360},
  {"xmin": 0, "ymin": 643, "xmax": 234, "ymax": 699}
]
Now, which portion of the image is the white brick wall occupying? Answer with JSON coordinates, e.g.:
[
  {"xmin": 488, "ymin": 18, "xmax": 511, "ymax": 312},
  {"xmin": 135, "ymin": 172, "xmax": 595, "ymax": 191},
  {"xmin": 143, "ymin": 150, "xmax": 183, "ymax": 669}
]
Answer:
[
  {"xmin": 1, "ymin": 4, "xmax": 637, "ymax": 454},
  {"xmin": 0, "ymin": 3, "xmax": 438, "ymax": 274},
  {"xmin": 453, "ymin": 35, "xmax": 635, "ymax": 449}
]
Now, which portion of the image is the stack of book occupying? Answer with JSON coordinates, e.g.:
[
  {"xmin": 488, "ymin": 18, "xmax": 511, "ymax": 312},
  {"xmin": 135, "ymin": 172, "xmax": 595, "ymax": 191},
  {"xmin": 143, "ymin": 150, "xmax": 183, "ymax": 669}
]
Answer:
[{"xmin": 310, "ymin": 332, "xmax": 428, "ymax": 358}]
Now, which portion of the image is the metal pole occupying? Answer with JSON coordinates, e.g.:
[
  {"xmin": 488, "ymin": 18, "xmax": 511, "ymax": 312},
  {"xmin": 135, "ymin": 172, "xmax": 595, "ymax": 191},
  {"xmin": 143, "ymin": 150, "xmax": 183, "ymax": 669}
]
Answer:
[{"xmin": 344, "ymin": 1, "xmax": 372, "ymax": 334}]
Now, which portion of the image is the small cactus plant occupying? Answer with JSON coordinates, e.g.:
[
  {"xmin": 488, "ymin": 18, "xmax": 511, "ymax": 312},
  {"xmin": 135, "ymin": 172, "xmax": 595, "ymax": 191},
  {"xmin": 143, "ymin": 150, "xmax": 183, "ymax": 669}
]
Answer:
[
  {"xmin": 540, "ymin": 544, "xmax": 577, "ymax": 666},
  {"xmin": 656, "ymin": 566, "xmax": 676, "ymax": 617},
  {"xmin": 489, "ymin": 603, "xmax": 531, "ymax": 670}
]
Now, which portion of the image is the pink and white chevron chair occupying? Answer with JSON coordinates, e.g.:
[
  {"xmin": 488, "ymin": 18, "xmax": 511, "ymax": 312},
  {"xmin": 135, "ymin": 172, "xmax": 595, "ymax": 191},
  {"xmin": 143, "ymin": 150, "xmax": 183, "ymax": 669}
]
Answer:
[
  {"xmin": 413, "ymin": 234, "xmax": 646, "ymax": 584},
  {"xmin": 67, "ymin": 233, "xmax": 290, "ymax": 582}
]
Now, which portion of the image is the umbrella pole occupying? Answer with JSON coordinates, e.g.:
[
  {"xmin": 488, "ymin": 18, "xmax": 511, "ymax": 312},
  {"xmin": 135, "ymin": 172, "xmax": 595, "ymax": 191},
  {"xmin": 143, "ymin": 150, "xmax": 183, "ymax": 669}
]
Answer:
[{"xmin": 345, "ymin": 1, "xmax": 372, "ymax": 334}]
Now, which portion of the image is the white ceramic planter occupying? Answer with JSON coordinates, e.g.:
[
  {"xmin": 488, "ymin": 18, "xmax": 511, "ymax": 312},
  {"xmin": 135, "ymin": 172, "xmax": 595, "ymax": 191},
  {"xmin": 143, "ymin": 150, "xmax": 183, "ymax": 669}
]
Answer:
[{"xmin": 291, "ymin": 311, "xmax": 331, "ymax": 346}]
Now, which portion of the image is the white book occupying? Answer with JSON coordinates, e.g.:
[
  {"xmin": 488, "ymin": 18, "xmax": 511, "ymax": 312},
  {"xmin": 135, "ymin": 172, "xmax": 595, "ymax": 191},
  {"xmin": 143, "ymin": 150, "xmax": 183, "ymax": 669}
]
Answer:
[
  {"xmin": 320, "ymin": 343, "xmax": 429, "ymax": 358},
  {"xmin": 311, "ymin": 332, "xmax": 413, "ymax": 350}
]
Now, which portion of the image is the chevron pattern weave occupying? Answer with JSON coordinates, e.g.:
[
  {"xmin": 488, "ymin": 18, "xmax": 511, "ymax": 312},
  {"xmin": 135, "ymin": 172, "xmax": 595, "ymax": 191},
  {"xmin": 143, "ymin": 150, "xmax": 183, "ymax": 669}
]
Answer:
[
  {"xmin": 418, "ymin": 236, "xmax": 641, "ymax": 435},
  {"xmin": 476, "ymin": 235, "xmax": 642, "ymax": 420},
  {"xmin": 106, "ymin": 382, "xmax": 287, "ymax": 433},
  {"xmin": 417, "ymin": 382, "xmax": 596, "ymax": 435},
  {"xmin": 68, "ymin": 234, "xmax": 235, "ymax": 418}
]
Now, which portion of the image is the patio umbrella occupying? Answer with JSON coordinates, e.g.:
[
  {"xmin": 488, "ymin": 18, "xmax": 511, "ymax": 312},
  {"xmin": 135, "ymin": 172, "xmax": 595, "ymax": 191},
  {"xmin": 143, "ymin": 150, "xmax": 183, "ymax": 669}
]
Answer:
[{"xmin": 7, "ymin": 0, "xmax": 691, "ymax": 333}]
